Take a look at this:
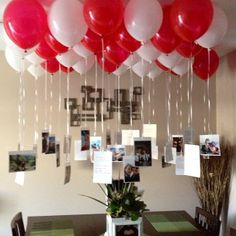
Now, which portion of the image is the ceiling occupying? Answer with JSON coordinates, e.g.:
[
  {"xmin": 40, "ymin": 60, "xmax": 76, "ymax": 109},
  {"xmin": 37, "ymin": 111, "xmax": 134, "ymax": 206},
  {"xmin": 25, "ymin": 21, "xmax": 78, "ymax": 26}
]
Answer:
[{"xmin": 0, "ymin": 0, "xmax": 236, "ymax": 57}]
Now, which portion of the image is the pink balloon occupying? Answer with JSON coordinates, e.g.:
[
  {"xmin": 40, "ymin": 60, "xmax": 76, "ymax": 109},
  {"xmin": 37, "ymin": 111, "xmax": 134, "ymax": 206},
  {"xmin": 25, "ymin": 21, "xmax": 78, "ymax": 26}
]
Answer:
[{"xmin": 3, "ymin": 0, "xmax": 47, "ymax": 49}]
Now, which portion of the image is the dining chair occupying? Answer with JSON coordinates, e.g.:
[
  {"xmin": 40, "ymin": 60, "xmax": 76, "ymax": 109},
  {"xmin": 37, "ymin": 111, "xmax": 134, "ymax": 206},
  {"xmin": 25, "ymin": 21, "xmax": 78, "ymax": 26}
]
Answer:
[
  {"xmin": 195, "ymin": 207, "xmax": 221, "ymax": 236},
  {"xmin": 11, "ymin": 212, "xmax": 25, "ymax": 236},
  {"xmin": 230, "ymin": 227, "xmax": 236, "ymax": 236}
]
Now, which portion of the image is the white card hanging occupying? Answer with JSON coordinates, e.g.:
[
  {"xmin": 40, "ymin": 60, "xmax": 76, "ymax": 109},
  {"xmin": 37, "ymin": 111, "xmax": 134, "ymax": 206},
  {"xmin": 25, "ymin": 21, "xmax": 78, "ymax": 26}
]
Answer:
[
  {"xmin": 184, "ymin": 144, "xmax": 200, "ymax": 178},
  {"xmin": 74, "ymin": 140, "xmax": 88, "ymax": 161},
  {"xmin": 15, "ymin": 172, "xmax": 25, "ymax": 186},
  {"xmin": 93, "ymin": 151, "xmax": 112, "ymax": 184},
  {"xmin": 122, "ymin": 129, "xmax": 140, "ymax": 146}
]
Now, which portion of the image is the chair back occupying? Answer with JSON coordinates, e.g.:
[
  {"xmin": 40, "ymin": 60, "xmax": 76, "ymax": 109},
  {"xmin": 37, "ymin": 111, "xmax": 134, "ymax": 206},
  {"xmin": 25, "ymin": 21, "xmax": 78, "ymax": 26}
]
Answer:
[
  {"xmin": 230, "ymin": 227, "xmax": 236, "ymax": 236},
  {"xmin": 11, "ymin": 212, "xmax": 25, "ymax": 236},
  {"xmin": 195, "ymin": 207, "xmax": 221, "ymax": 236}
]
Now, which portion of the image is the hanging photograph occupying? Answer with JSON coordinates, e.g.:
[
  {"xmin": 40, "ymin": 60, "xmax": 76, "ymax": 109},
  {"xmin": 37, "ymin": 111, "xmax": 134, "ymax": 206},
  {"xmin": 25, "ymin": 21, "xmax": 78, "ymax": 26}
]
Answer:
[
  {"xmin": 123, "ymin": 156, "xmax": 140, "ymax": 183},
  {"xmin": 134, "ymin": 137, "xmax": 152, "ymax": 166},
  {"xmin": 107, "ymin": 145, "xmax": 125, "ymax": 162},
  {"xmin": 90, "ymin": 136, "xmax": 102, "ymax": 152},
  {"xmin": 9, "ymin": 150, "xmax": 36, "ymax": 172},
  {"xmin": 42, "ymin": 131, "xmax": 49, "ymax": 153},
  {"xmin": 46, "ymin": 135, "xmax": 56, "ymax": 154},
  {"xmin": 56, "ymin": 143, "xmax": 60, "ymax": 167},
  {"xmin": 172, "ymin": 135, "xmax": 184, "ymax": 155},
  {"xmin": 64, "ymin": 164, "xmax": 71, "ymax": 184},
  {"xmin": 81, "ymin": 129, "xmax": 90, "ymax": 151},
  {"xmin": 200, "ymin": 134, "xmax": 221, "ymax": 156}
]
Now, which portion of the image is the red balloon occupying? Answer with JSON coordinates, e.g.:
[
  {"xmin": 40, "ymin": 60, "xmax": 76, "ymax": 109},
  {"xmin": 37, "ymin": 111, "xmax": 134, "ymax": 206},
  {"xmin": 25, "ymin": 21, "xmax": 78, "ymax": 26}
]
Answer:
[
  {"xmin": 170, "ymin": 0, "xmax": 213, "ymax": 42},
  {"xmin": 176, "ymin": 41, "xmax": 203, "ymax": 58},
  {"xmin": 193, "ymin": 48, "xmax": 219, "ymax": 80},
  {"xmin": 3, "ymin": 0, "xmax": 47, "ymax": 49},
  {"xmin": 36, "ymin": 39, "xmax": 57, "ymax": 60},
  {"xmin": 104, "ymin": 42, "xmax": 130, "ymax": 66},
  {"xmin": 81, "ymin": 29, "xmax": 116, "ymax": 54},
  {"xmin": 81, "ymin": 29, "xmax": 103, "ymax": 54},
  {"xmin": 83, "ymin": 0, "xmax": 124, "ymax": 36},
  {"xmin": 151, "ymin": 5, "xmax": 180, "ymax": 53},
  {"xmin": 45, "ymin": 32, "xmax": 68, "ymax": 54},
  {"xmin": 116, "ymin": 22, "xmax": 141, "ymax": 53},
  {"xmin": 41, "ymin": 58, "xmax": 60, "ymax": 74},
  {"xmin": 60, "ymin": 64, "xmax": 74, "ymax": 73},
  {"xmin": 96, "ymin": 52, "xmax": 118, "ymax": 73},
  {"xmin": 155, "ymin": 60, "xmax": 170, "ymax": 71}
]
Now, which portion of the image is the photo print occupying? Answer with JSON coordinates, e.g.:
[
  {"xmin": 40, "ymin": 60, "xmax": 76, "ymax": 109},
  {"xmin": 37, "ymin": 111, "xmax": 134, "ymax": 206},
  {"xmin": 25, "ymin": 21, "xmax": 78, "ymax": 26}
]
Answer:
[
  {"xmin": 56, "ymin": 143, "xmax": 60, "ymax": 167},
  {"xmin": 106, "ymin": 129, "xmax": 111, "ymax": 146},
  {"xmin": 9, "ymin": 150, "xmax": 36, "ymax": 172},
  {"xmin": 107, "ymin": 145, "xmax": 125, "ymax": 162},
  {"xmin": 81, "ymin": 129, "xmax": 90, "ymax": 151},
  {"xmin": 90, "ymin": 136, "xmax": 102, "ymax": 152},
  {"xmin": 123, "ymin": 156, "xmax": 140, "ymax": 183},
  {"xmin": 200, "ymin": 134, "xmax": 221, "ymax": 156},
  {"xmin": 172, "ymin": 135, "xmax": 184, "ymax": 155},
  {"xmin": 42, "ymin": 131, "xmax": 49, "ymax": 153},
  {"xmin": 46, "ymin": 135, "xmax": 56, "ymax": 154},
  {"xmin": 134, "ymin": 137, "xmax": 152, "ymax": 166},
  {"xmin": 64, "ymin": 164, "xmax": 71, "ymax": 184}
]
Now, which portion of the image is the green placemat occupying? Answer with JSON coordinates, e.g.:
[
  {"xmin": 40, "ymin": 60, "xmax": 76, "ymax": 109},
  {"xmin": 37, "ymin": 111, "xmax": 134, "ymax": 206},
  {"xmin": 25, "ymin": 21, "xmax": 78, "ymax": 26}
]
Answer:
[
  {"xmin": 146, "ymin": 213, "xmax": 199, "ymax": 233},
  {"xmin": 31, "ymin": 220, "xmax": 74, "ymax": 236}
]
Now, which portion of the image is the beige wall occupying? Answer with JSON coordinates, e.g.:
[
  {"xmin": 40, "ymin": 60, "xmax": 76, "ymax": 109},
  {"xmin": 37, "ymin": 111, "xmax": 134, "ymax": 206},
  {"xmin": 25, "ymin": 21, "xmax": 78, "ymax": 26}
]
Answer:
[
  {"xmin": 216, "ymin": 51, "xmax": 236, "ymax": 235},
  {"xmin": 0, "ymin": 51, "xmax": 216, "ymax": 235}
]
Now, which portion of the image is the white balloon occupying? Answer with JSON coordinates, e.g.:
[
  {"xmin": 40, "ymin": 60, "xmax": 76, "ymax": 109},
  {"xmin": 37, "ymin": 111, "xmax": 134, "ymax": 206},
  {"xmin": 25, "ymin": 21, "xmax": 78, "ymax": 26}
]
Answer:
[
  {"xmin": 26, "ymin": 52, "xmax": 45, "ymax": 65},
  {"xmin": 123, "ymin": 53, "xmax": 140, "ymax": 67},
  {"xmin": 73, "ymin": 42, "xmax": 93, "ymax": 58},
  {"xmin": 147, "ymin": 63, "xmax": 163, "ymax": 79},
  {"xmin": 0, "ymin": 24, "xmax": 6, "ymax": 50},
  {"xmin": 172, "ymin": 58, "xmax": 189, "ymax": 76},
  {"xmin": 72, "ymin": 56, "xmax": 94, "ymax": 74},
  {"xmin": 27, "ymin": 64, "xmax": 45, "ymax": 77},
  {"xmin": 56, "ymin": 49, "xmax": 81, "ymax": 67},
  {"xmin": 158, "ymin": 51, "xmax": 182, "ymax": 69},
  {"xmin": 196, "ymin": 5, "xmax": 228, "ymax": 49},
  {"xmin": 132, "ymin": 60, "xmax": 150, "ymax": 78},
  {"xmin": 136, "ymin": 41, "xmax": 161, "ymax": 63},
  {"xmin": 113, "ymin": 64, "xmax": 128, "ymax": 76},
  {"xmin": 124, "ymin": 0, "xmax": 163, "ymax": 42},
  {"xmin": 48, "ymin": 0, "xmax": 87, "ymax": 47},
  {"xmin": 5, "ymin": 47, "xmax": 30, "ymax": 72}
]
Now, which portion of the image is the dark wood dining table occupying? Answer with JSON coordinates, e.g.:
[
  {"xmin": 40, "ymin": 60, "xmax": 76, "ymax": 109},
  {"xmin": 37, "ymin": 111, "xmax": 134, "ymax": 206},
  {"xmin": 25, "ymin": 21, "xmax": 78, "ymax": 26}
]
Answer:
[{"xmin": 26, "ymin": 211, "xmax": 205, "ymax": 236}]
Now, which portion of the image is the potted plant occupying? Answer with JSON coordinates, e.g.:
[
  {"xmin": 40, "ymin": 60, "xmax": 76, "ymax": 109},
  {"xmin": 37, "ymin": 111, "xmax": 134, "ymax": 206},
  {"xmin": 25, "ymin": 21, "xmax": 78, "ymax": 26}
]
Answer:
[
  {"xmin": 82, "ymin": 179, "xmax": 148, "ymax": 220},
  {"xmin": 81, "ymin": 179, "xmax": 148, "ymax": 236}
]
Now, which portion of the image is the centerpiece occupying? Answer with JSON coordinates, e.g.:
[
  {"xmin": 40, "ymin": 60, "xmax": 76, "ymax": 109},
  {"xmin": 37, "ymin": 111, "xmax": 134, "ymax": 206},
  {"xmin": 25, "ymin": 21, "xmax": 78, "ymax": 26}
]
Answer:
[{"xmin": 81, "ymin": 179, "xmax": 148, "ymax": 236}]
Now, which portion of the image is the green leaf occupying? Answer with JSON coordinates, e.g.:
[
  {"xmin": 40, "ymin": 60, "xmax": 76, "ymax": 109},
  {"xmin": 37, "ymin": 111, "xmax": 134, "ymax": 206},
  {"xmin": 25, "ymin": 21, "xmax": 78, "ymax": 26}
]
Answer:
[{"xmin": 80, "ymin": 194, "xmax": 107, "ymax": 207}]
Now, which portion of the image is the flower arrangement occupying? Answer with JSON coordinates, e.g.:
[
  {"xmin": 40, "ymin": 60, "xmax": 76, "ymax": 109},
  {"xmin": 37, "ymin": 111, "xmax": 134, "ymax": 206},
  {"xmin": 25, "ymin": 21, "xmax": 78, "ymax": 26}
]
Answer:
[{"xmin": 81, "ymin": 179, "xmax": 148, "ymax": 221}]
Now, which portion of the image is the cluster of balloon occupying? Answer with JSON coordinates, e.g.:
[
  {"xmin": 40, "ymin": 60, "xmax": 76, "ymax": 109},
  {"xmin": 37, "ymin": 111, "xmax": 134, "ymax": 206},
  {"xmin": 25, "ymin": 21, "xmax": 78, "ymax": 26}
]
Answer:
[{"xmin": 2, "ymin": 0, "xmax": 227, "ymax": 80}]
